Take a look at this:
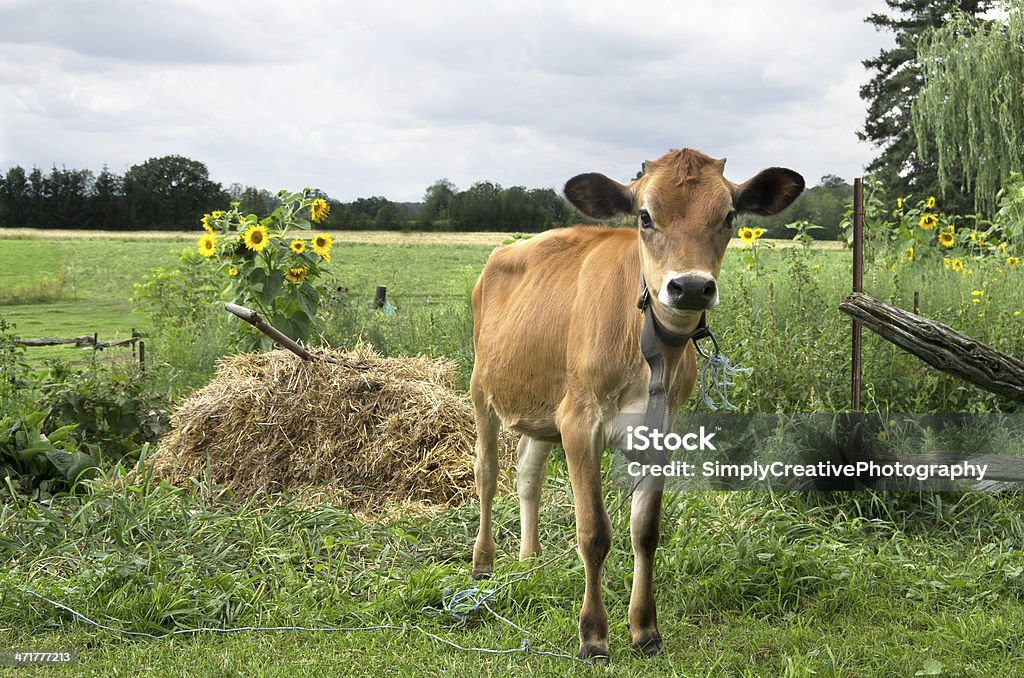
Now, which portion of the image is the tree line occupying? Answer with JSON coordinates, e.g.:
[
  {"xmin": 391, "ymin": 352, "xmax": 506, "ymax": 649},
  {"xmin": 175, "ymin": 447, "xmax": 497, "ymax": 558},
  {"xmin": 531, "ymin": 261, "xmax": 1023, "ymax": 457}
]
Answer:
[
  {"xmin": 0, "ymin": 155, "xmax": 576, "ymax": 233},
  {"xmin": 0, "ymin": 152, "xmax": 853, "ymax": 238}
]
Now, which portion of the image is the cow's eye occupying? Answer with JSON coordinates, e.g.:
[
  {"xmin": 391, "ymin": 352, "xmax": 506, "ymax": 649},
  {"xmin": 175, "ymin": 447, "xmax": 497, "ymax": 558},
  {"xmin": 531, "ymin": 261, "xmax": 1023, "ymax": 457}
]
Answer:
[
  {"xmin": 639, "ymin": 209, "xmax": 654, "ymax": 229},
  {"xmin": 724, "ymin": 210, "xmax": 736, "ymax": 229}
]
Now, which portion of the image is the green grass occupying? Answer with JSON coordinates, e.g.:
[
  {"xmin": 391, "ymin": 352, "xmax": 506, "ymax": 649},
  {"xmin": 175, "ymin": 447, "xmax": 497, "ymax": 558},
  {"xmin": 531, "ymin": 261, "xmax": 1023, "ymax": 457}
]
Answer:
[
  {"xmin": 2, "ymin": 460, "xmax": 1023, "ymax": 675},
  {"xmin": 3, "ymin": 231, "xmax": 1024, "ymax": 674},
  {"xmin": 0, "ymin": 237, "xmax": 491, "ymax": 369},
  {"xmin": 0, "ymin": 238, "xmax": 188, "ymax": 364}
]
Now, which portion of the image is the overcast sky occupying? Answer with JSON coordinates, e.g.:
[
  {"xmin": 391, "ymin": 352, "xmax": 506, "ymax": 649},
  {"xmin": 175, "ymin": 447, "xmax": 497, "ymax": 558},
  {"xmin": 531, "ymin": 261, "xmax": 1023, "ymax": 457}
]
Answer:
[{"xmin": 0, "ymin": 0, "xmax": 892, "ymax": 202}]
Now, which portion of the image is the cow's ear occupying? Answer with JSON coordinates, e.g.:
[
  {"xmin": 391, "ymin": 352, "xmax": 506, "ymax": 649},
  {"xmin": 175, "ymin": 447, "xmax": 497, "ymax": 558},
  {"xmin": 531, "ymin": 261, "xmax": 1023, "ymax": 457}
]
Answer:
[
  {"xmin": 564, "ymin": 173, "xmax": 635, "ymax": 219},
  {"xmin": 734, "ymin": 168, "xmax": 805, "ymax": 216}
]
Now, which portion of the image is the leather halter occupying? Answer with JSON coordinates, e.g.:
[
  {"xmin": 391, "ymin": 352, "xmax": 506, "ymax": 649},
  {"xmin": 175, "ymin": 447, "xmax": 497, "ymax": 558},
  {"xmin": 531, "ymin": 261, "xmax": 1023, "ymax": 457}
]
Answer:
[{"xmin": 636, "ymin": 274, "xmax": 711, "ymax": 466}]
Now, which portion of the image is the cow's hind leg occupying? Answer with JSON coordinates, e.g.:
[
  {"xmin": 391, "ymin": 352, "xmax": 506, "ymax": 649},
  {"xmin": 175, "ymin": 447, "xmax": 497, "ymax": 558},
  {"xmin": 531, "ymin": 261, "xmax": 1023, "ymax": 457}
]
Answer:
[
  {"xmin": 516, "ymin": 436, "xmax": 553, "ymax": 560},
  {"xmin": 629, "ymin": 487, "xmax": 664, "ymax": 656},
  {"xmin": 471, "ymin": 391, "xmax": 500, "ymax": 579}
]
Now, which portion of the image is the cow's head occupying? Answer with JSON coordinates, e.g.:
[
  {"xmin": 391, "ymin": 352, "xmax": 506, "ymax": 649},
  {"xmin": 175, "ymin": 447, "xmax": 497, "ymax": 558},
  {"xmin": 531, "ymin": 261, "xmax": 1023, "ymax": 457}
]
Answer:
[{"xmin": 564, "ymin": 148, "xmax": 804, "ymax": 331}]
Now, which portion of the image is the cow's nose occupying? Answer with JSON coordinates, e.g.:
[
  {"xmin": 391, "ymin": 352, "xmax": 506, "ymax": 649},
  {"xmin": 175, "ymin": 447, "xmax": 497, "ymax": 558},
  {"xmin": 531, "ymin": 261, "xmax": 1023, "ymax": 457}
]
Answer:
[{"xmin": 664, "ymin": 273, "xmax": 717, "ymax": 310}]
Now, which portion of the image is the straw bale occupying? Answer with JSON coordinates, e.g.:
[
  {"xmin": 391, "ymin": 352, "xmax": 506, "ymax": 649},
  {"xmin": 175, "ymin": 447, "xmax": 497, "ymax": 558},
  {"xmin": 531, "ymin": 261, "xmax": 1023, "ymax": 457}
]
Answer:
[{"xmin": 153, "ymin": 345, "xmax": 516, "ymax": 513}]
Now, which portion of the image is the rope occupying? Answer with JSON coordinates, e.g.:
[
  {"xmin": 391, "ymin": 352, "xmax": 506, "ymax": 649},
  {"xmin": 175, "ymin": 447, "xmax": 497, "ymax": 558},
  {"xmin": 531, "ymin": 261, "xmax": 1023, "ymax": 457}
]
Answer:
[
  {"xmin": 698, "ymin": 347, "xmax": 750, "ymax": 411},
  {"xmin": 23, "ymin": 589, "xmax": 580, "ymax": 663},
  {"xmin": 19, "ymin": 474, "xmax": 652, "ymax": 666}
]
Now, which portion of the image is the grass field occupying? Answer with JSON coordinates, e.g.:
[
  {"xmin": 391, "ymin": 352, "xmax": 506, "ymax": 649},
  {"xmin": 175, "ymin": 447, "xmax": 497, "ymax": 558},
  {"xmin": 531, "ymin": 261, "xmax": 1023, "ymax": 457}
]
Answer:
[
  {"xmin": 0, "ymin": 233, "xmax": 493, "ymax": 367},
  {"xmin": 2, "ymin": 229, "xmax": 1024, "ymax": 675},
  {"xmin": 4, "ymin": 461, "xmax": 1024, "ymax": 675}
]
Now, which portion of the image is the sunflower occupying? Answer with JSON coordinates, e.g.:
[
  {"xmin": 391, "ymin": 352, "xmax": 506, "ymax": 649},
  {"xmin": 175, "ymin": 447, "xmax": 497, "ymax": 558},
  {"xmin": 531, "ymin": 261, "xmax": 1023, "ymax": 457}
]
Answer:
[
  {"xmin": 285, "ymin": 266, "xmax": 308, "ymax": 283},
  {"xmin": 951, "ymin": 258, "xmax": 965, "ymax": 273},
  {"xmin": 752, "ymin": 227, "xmax": 765, "ymax": 239},
  {"xmin": 926, "ymin": 196, "xmax": 936, "ymax": 209},
  {"xmin": 197, "ymin": 233, "xmax": 217, "ymax": 257},
  {"xmin": 1000, "ymin": 241, "xmax": 1008, "ymax": 254},
  {"xmin": 311, "ymin": 198, "xmax": 331, "ymax": 224},
  {"xmin": 211, "ymin": 210, "xmax": 223, "ymax": 219},
  {"xmin": 228, "ymin": 267, "xmax": 239, "ymax": 277},
  {"xmin": 1020, "ymin": 185, "xmax": 1024, "ymax": 198},
  {"xmin": 738, "ymin": 227, "xmax": 757, "ymax": 246},
  {"xmin": 905, "ymin": 246, "xmax": 914, "ymax": 262},
  {"xmin": 201, "ymin": 214, "xmax": 214, "ymax": 234},
  {"xmin": 896, "ymin": 197, "xmax": 903, "ymax": 210},
  {"xmin": 290, "ymin": 239, "xmax": 306, "ymax": 254},
  {"xmin": 1007, "ymin": 257, "xmax": 1021, "ymax": 268},
  {"xmin": 312, "ymin": 232, "xmax": 333, "ymax": 258},
  {"xmin": 938, "ymin": 230, "xmax": 955, "ymax": 248},
  {"xmin": 244, "ymin": 225, "xmax": 269, "ymax": 252},
  {"xmin": 943, "ymin": 257, "xmax": 952, "ymax": 270},
  {"xmin": 919, "ymin": 214, "xmax": 938, "ymax": 230}
]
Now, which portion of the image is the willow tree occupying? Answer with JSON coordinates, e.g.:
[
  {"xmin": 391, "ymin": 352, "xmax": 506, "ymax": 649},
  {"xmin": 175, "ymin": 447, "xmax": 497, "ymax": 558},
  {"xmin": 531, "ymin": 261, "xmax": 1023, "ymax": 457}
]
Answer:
[{"xmin": 913, "ymin": 5, "xmax": 1024, "ymax": 211}]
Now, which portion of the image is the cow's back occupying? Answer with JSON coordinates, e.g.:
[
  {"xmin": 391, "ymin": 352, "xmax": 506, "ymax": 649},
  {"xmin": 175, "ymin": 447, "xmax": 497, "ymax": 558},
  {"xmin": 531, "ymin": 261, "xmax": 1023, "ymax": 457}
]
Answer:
[{"xmin": 471, "ymin": 226, "xmax": 639, "ymax": 441}]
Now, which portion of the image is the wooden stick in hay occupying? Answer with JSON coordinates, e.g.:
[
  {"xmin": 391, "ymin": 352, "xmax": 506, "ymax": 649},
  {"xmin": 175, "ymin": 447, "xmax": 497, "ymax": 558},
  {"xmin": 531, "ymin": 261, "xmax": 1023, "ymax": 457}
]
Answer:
[
  {"xmin": 224, "ymin": 303, "xmax": 316, "ymax": 362},
  {"xmin": 839, "ymin": 292, "xmax": 1024, "ymax": 402}
]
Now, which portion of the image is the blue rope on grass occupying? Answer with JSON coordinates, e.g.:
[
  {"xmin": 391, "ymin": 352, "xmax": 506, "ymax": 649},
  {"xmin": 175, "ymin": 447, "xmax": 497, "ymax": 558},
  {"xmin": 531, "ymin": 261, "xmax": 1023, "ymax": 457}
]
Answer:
[
  {"xmin": 421, "ymin": 576, "xmax": 532, "ymax": 635},
  {"xmin": 698, "ymin": 349, "xmax": 750, "ymax": 411},
  {"xmin": 24, "ymin": 587, "xmax": 579, "ymax": 663}
]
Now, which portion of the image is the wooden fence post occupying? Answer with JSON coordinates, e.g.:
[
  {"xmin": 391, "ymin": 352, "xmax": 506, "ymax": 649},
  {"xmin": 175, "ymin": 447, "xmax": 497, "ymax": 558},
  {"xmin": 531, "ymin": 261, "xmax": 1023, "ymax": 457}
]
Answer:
[{"xmin": 851, "ymin": 177, "xmax": 864, "ymax": 412}]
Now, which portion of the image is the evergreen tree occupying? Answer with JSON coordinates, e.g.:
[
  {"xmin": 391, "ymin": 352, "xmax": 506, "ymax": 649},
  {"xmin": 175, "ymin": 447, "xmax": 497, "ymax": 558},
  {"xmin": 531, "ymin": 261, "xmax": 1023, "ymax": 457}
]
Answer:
[
  {"xmin": 858, "ymin": 0, "xmax": 992, "ymax": 213},
  {"xmin": 90, "ymin": 166, "xmax": 126, "ymax": 230}
]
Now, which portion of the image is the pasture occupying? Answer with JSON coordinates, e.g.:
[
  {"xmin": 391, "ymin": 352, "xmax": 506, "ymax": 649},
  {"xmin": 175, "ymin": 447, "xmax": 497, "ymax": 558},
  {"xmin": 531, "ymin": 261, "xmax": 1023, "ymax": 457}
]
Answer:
[{"xmin": 2, "ymin": 230, "xmax": 1024, "ymax": 674}]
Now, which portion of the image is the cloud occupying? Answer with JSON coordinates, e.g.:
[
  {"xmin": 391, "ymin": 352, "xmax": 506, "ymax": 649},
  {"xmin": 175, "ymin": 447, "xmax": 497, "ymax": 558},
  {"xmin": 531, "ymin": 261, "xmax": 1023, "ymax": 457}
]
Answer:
[
  {"xmin": 0, "ymin": 0, "xmax": 276, "ymax": 65},
  {"xmin": 0, "ymin": 0, "xmax": 891, "ymax": 201}
]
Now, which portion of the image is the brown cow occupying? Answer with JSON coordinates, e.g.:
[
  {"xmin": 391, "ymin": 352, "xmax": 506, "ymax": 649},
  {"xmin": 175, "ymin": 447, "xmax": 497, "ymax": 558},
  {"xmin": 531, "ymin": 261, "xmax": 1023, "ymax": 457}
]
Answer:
[{"xmin": 469, "ymin": 148, "xmax": 803, "ymax": 662}]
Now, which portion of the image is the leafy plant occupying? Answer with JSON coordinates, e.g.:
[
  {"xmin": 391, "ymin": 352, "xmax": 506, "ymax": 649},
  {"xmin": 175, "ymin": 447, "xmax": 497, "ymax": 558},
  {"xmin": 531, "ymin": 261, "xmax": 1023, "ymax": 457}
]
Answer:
[
  {"xmin": 0, "ymin": 410, "xmax": 95, "ymax": 499},
  {"xmin": 39, "ymin": 362, "xmax": 169, "ymax": 461},
  {"xmin": 195, "ymin": 191, "xmax": 335, "ymax": 350},
  {"xmin": 0, "ymin": 317, "xmax": 32, "ymax": 414}
]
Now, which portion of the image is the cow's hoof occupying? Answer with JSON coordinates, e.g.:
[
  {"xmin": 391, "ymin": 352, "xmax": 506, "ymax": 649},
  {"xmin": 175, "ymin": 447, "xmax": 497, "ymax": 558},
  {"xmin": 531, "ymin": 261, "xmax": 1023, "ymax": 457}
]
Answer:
[
  {"xmin": 470, "ymin": 565, "xmax": 492, "ymax": 580},
  {"xmin": 631, "ymin": 630, "xmax": 663, "ymax": 657},
  {"xmin": 577, "ymin": 643, "xmax": 610, "ymax": 665}
]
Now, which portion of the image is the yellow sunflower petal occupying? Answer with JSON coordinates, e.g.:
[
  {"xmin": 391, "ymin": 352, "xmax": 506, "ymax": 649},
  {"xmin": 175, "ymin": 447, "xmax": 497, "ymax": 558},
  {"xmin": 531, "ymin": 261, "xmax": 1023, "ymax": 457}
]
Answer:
[
  {"xmin": 312, "ymin": 232, "xmax": 333, "ymax": 257},
  {"xmin": 244, "ymin": 225, "xmax": 269, "ymax": 252},
  {"xmin": 311, "ymin": 198, "xmax": 331, "ymax": 224}
]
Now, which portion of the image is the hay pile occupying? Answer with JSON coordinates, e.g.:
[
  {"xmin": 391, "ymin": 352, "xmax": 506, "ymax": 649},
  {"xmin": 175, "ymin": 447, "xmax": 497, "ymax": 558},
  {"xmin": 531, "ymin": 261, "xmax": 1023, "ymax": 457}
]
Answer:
[{"xmin": 154, "ymin": 345, "xmax": 515, "ymax": 513}]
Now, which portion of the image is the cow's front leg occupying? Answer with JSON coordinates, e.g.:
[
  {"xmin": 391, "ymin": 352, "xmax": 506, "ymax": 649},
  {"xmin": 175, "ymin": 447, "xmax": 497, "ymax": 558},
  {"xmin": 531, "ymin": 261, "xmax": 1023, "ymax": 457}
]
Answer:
[
  {"xmin": 562, "ymin": 417, "xmax": 612, "ymax": 663},
  {"xmin": 629, "ymin": 486, "xmax": 664, "ymax": 655}
]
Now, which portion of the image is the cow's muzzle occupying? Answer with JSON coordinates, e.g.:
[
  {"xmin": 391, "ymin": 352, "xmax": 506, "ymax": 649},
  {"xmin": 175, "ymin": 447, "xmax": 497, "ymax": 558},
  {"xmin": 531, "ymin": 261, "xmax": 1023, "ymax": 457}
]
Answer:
[{"xmin": 662, "ymin": 272, "xmax": 718, "ymax": 310}]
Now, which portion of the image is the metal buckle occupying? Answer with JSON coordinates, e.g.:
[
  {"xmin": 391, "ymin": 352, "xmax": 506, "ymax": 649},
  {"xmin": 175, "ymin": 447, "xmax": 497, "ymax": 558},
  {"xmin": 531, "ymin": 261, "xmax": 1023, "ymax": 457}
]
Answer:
[
  {"xmin": 636, "ymin": 279, "xmax": 650, "ymax": 311},
  {"xmin": 692, "ymin": 325, "xmax": 720, "ymax": 359}
]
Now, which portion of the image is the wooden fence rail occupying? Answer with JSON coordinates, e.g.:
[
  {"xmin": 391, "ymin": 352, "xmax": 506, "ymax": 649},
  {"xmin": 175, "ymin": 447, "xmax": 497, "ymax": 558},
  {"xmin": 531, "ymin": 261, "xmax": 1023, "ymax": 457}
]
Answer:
[
  {"xmin": 839, "ymin": 292, "xmax": 1024, "ymax": 402},
  {"xmin": 14, "ymin": 330, "xmax": 146, "ymax": 368}
]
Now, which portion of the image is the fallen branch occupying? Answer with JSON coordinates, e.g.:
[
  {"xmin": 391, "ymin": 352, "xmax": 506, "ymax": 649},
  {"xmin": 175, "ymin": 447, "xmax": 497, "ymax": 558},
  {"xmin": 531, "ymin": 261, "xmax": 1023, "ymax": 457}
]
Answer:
[
  {"xmin": 839, "ymin": 292, "xmax": 1024, "ymax": 402},
  {"xmin": 224, "ymin": 303, "xmax": 315, "ymax": 362}
]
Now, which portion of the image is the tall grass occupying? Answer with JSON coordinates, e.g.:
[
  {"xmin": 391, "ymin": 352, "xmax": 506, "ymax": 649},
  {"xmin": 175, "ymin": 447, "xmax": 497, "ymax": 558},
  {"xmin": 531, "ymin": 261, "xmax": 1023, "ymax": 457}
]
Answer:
[{"xmin": 0, "ymin": 272, "xmax": 66, "ymax": 305}]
